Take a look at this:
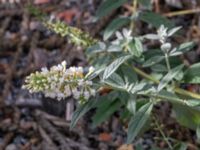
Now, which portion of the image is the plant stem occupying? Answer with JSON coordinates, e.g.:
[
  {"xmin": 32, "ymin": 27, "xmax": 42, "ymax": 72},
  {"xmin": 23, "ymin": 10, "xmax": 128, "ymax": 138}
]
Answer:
[
  {"xmin": 130, "ymin": 0, "xmax": 137, "ymax": 30},
  {"xmin": 130, "ymin": 64, "xmax": 159, "ymax": 84},
  {"xmin": 164, "ymin": 8, "xmax": 200, "ymax": 17},
  {"xmin": 165, "ymin": 53, "xmax": 171, "ymax": 71},
  {"xmin": 153, "ymin": 116, "xmax": 173, "ymax": 150}
]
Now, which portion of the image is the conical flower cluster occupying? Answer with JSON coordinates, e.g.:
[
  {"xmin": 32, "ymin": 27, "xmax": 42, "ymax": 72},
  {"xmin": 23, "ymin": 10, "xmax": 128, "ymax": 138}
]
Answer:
[
  {"xmin": 44, "ymin": 20, "xmax": 98, "ymax": 47},
  {"xmin": 23, "ymin": 61, "xmax": 95, "ymax": 103}
]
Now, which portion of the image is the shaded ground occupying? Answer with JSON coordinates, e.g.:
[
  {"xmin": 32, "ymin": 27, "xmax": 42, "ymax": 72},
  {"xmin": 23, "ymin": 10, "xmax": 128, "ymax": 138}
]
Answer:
[{"xmin": 0, "ymin": 0, "xmax": 200, "ymax": 150}]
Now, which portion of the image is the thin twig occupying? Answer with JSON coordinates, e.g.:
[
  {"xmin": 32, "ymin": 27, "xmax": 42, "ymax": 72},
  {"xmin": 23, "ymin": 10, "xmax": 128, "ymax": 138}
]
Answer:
[
  {"xmin": 164, "ymin": 8, "xmax": 200, "ymax": 17},
  {"xmin": 153, "ymin": 116, "xmax": 173, "ymax": 150}
]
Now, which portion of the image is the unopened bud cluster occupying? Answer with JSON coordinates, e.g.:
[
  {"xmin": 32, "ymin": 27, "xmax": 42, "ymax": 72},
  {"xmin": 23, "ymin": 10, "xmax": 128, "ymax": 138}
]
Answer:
[
  {"xmin": 44, "ymin": 20, "xmax": 98, "ymax": 47},
  {"xmin": 23, "ymin": 61, "xmax": 96, "ymax": 103},
  {"xmin": 27, "ymin": 6, "xmax": 97, "ymax": 47},
  {"xmin": 157, "ymin": 25, "xmax": 172, "ymax": 53}
]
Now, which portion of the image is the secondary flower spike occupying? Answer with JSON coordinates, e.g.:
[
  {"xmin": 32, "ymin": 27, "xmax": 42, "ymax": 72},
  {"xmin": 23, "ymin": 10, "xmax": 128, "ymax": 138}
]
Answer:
[{"xmin": 23, "ymin": 61, "xmax": 96, "ymax": 103}]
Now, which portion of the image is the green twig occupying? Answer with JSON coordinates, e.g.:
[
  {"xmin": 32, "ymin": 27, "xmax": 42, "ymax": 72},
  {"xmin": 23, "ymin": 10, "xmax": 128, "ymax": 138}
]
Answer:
[{"xmin": 164, "ymin": 53, "xmax": 171, "ymax": 71}]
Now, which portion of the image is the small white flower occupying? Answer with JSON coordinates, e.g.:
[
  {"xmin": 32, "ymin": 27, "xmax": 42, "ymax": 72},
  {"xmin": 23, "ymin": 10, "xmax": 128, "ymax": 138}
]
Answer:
[
  {"xmin": 64, "ymin": 86, "xmax": 71, "ymax": 97},
  {"xmin": 59, "ymin": 77, "xmax": 65, "ymax": 83},
  {"xmin": 41, "ymin": 67, "xmax": 49, "ymax": 75},
  {"xmin": 89, "ymin": 66, "xmax": 95, "ymax": 74},
  {"xmin": 73, "ymin": 90, "xmax": 81, "ymax": 99},
  {"xmin": 77, "ymin": 67, "xmax": 83, "ymax": 73},
  {"xmin": 78, "ymin": 79, "xmax": 84, "ymax": 86},
  {"xmin": 90, "ymin": 89, "xmax": 96, "ymax": 96},
  {"xmin": 61, "ymin": 61, "xmax": 67, "ymax": 67},
  {"xmin": 57, "ymin": 93, "xmax": 65, "ymax": 100},
  {"xmin": 69, "ymin": 67, "xmax": 76, "ymax": 73},
  {"xmin": 83, "ymin": 91, "xmax": 90, "ymax": 100},
  {"xmin": 86, "ymin": 80, "xmax": 93, "ymax": 86},
  {"xmin": 44, "ymin": 85, "xmax": 49, "ymax": 90},
  {"xmin": 72, "ymin": 88, "xmax": 78, "ymax": 94},
  {"xmin": 57, "ymin": 64, "xmax": 63, "ymax": 71}
]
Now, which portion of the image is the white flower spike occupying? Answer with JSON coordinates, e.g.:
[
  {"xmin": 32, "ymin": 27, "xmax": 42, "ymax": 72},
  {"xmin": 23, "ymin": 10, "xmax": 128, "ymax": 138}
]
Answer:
[{"xmin": 23, "ymin": 61, "xmax": 96, "ymax": 103}]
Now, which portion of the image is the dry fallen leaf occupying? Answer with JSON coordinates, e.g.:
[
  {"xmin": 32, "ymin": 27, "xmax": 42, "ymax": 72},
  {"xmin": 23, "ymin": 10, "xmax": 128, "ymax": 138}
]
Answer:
[
  {"xmin": 57, "ymin": 8, "xmax": 80, "ymax": 23},
  {"xmin": 117, "ymin": 144, "xmax": 134, "ymax": 150},
  {"xmin": 99, "ymin": 132, "xmax": 112, "ymax": 142}
]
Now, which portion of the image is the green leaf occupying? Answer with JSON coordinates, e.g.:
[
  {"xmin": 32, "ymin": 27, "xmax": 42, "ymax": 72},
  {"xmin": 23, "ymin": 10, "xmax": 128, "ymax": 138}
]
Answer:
[
  {"xmin": 139, "ymin": 11, "xmax": 174, "ymax": 28},
  {"xmin": 151, "ymin": 146, "xmax": 168, "ymax": 150},
  {"xmin": 167, "ymin": 26, "xmax": 182, "ymax": 37},
  {"xmin": 143, "ymin": 34, "xmax": 159, "ymax": 40},
  {"xmin": 126, "ymin": 82, "xmax": 147, "ymax": 94},
  {"xmin": 183, "ymin": 62, "xmax": 200, "ymax": 83},
  {"xmin": 170, "ymin": 42, "xmax": 195, "ymax": 56},
  {"xmin": 118, "ymin": 65, "xmax": 138, "ymax": 84},
  {"xmin": 127, "ymin": 102, "xmax": 153, "ymax": 143},
  {"xmin": 173, "ymin": 103, "xmax": 200, "ymax": 130},
  {"xmin": 135, "ymin": 144, "xmax": 143, "ymax": 150},
  {"xmin": 157, "ymin": 90, "xmax": 184, "ymax": 104},
  {"xmin": 150, "ymin": 64, "xmax": 167, "ymax": 73},
  {"xmin": 185, "ymin": 99, "xmax": 200, "ymax": 107},
  {"xmin": 174, "ymin": 142, "xmax": 187, "ymax": 150},
  {"xmin": 103, "ymin": 72, "xmax": 125, "ymax": 90},
  {"xmin": 95, "ymin": 91, "xmax": 119, "ymax": 106},
  {"xmin": 196, "ymin": 125, "xmax": 200, "ymax": 141},
  {"xmin": 96, "ymin": 0, "xmax": 128, "ymax": 19},
  {"xmin": 105, "ymin": 79, "xmax": 146, "ymax": 94},
  {"xmin": 158, "ymin": 65, "xmax": 184, "ymax": 91},
  {"xmin": 86, "ymin": 42, "xmax": 106, "ymax": 54},
  {"xmin": 138, "ymin": 0, "xmax": 152, "ymax": 10},
  {"xmin": 92, "ymin": 98, "xmax": 121, "ymax": 127},
  {"xmin": 103, "ymin": 17, "xmax": 130, "ymax": 40},
  {"xmin": 143, "ymin": 55, "xmax": 164, "ymax": 67},
  {"xmin": 103, "ymin": 55, "xmax": 132, "ymax": 79},
  {"xmin": 157, "ymin": 90, "xmax": 200, "ymax": 108},
  {"xmin": 91, "ymin": 54, "xmax": 111, "ymax": 68},
  {"xmin": 128, "ymin": 38, "xmax": 143, "ymax": 57},
  {"xmin": 127, "ymin": 94, "xmax": 136, "ymax": 114},
  {"xmin": 107, "ymin": 44, "xmax": 122, "ymax": 52},
  {"xmin": 144, "ymin": 49, "xmax": 163, "ymax": 59},
  {"xmin": 70, "ymin": 99, "xmax": 96, "ymax": 129}
]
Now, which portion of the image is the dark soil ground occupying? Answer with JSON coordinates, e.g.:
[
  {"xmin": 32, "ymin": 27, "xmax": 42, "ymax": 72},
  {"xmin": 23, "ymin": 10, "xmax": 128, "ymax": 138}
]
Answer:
[{"xmin": 0, "ymin": 0, "xmax": 200, "ymax": 150}]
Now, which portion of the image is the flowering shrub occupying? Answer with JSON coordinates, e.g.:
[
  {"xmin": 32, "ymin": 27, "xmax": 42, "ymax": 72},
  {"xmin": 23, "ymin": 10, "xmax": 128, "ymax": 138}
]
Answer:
[{"xmin": 24, "ymin": 1, "xmax": 200, "ymax": 149}]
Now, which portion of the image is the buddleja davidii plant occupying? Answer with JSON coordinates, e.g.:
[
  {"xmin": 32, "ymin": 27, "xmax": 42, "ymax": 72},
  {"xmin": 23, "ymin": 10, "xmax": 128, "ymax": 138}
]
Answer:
[
  {"xmin": 24, "ymin": 4, "xmax": 200, "ymax": 149},
  {"xmin": 88, "ymin": 26, "xmax": 200, "ymax": 149},
  {"xmin": 85, "ymin": 25, "xmax": 200, "ymax": 144}
]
